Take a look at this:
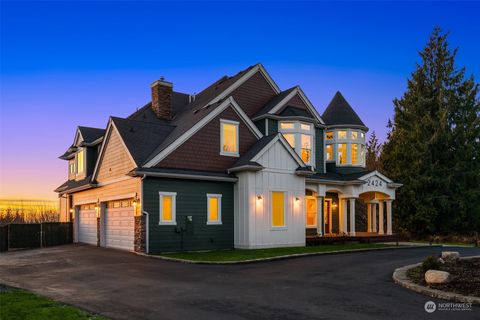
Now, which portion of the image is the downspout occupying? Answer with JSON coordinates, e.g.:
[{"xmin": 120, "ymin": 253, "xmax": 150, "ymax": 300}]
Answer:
[{"xmin": 140, "ymin": 174, "xmax": 150, "ymax": 254}]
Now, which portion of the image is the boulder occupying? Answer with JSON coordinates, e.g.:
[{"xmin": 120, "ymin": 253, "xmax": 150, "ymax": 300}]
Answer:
[
  {"xmin": 441, "ymin": 251, "xmax": 460, "ymax": 261},
  {"xmin": 425, "ymin": 270, "xmax": 451, "ymax": 284}
]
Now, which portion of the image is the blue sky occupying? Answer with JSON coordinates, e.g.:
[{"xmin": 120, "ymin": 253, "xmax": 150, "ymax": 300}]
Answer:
[{"xmin": 1, "ymin": 1, "xmax": 479, "ymax": 200}]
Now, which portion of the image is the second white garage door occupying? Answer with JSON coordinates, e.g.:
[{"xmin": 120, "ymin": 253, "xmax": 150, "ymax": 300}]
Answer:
[{"xmin": 105, "ymin": 204, "xmax": 134, "ymax": 251}]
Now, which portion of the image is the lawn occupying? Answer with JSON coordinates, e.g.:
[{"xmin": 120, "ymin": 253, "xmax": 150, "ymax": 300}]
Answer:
[
  {"xmin": 156, "ymin": 243, "xmax": 393, "ymax": 262},
  {"xmin": 0, "ymin": 286, "xmax": 107, "ymax": 320}
]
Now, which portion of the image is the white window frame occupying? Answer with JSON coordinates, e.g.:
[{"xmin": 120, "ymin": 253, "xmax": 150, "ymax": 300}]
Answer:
[
  {"xmin": 76, "ymin": 148, "xmax": 86, "ymax": 174},
  {"xmin": 270, "ymin": 190, "xmax": 287, "ymax": 230},
  {"xmin": 206, "ymin": 194, "xmax": 222, "ymax": 225},
  {"xmin": 158, "ymin": 191, "xmax": 177, "ymax": 225},
  {"xmin": 279, "ymin": 121, "xmax": 315, "ymax": 166},
  {"xmin": 220, "ymin": 119, "xmax": 239, "ymax": 157},
  {"xmin": 305, "ymin": 196, "xmax": 317, "ymax": 228},
  {"xmin": 325, "ymin": 129, "xmax": 366, "ymax": 167}
]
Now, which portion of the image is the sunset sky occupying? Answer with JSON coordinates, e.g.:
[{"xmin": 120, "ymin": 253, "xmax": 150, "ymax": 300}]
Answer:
[{"xmin": 1, "ymin": 1, "xmax": 479, "ymax": 201}]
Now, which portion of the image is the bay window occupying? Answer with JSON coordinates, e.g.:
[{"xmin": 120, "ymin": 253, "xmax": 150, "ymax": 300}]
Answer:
[
  {"xmin": 325, "ymin": 129, "xmax": 366, "ymax": 166},
  {"xmin": 279, "ymin": 121, "xmax": 314, "ymax": 165},
  {"xmin": 338, "ymin": 143, "xmax": 347, "ymax": 164}
]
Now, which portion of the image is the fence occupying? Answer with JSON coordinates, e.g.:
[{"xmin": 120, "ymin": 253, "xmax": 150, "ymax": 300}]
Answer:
[{"xmin": 0, "ymin": 222, "xmax": 73, "ymax": 252}]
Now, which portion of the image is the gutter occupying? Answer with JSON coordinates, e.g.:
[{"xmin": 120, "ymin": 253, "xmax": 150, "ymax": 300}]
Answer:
[
  {"xmin": 251, "ymin": 114, "xmax": 325, "ymax": 128},
  {"xmin": 131, "ymin": 170, "xmax": 238, "ymax": 182},
  {"xmin": 56, "ymin": 183, "xmax": 96, "ymax": 195}
]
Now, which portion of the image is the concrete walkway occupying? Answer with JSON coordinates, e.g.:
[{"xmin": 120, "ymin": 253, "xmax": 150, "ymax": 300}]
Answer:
[{"xmin": 1, "ymin": 244, "xmax": 479, "ymax": 320}]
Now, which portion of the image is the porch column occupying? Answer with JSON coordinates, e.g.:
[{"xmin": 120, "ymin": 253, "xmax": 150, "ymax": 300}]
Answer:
[
  {"xmin": 372, "ymin": 203, "xmax": 377, "ymax": 233},
  {"xmin": 316, "ymin": 196, "xmax": 324, "ymax": 236},
  {"xmin": 386, "ymin": 199, "xmax": 393, "ymax": 235},
  {"xmin": 341, "ymin": 198, "xmax": 348, "ymax": 234},
  {"xmin": 349, "ymin": 198, "xmax": 356, "ymax": 236},
  {"xmin": 378, "ymin": 201, "xmax": 384, "ymax": 235},
  {"xmin": 367, "ymin": 202, "xmax": 372, "ymax": 232}
]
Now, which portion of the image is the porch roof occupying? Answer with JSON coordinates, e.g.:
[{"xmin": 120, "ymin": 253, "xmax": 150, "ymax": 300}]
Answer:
[{"xmin": 307, "ymin": 170, "xmax": 373, "ymax": 184}]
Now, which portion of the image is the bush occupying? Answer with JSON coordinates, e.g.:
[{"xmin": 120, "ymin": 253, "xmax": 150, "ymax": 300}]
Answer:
[{"xmin": 422, "ymin": 256, "xmax": 441, "ymax": 272}]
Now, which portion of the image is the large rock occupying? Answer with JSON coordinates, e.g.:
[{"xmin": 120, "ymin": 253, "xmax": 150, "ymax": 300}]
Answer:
[
  {"xmin": 425, "ymin": 270, "xmax": 451, "ymax": 284},
  {"xmin": 441, "ymin": 251, "xmax": 460, "ymax": 261}
]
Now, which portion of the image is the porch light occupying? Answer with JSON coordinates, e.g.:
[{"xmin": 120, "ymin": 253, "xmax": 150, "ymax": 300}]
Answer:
[
  {"xmin": 257, "ymin": 195, "xmax": 263, "ymax": 200},
  {"xmin": 69, "ymin": 208, "xmax": 73, "ymax": 213},
  {"xmin": 332, "ymin": 203, "xmax": 338, "ymax": 209},
  {"xmin": 133, "ymin": 199, "xmax": 137, "ymax": 207},
  {"xmin": 295, "ymin": 197, "xmax": 300, "ymax": 202}
]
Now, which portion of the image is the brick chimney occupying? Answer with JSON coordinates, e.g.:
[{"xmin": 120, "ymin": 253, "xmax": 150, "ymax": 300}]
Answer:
[{"xmin": 151, "ymin": 78, "xmax": 173, "ymax": 120}]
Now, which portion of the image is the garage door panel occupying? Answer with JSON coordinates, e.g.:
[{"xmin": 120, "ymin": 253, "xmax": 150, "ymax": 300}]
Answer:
[
  {"xmin": 78, "ymin": 210, "xmax": 97, "ymax": 245},
  {"xmin": 105, "ymin": 206, "xmax": 134, "ymax": 251}
]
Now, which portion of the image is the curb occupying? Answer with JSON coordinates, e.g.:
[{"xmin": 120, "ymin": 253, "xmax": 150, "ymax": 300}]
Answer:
[
  {"xmin": 392, "ymin": 255, "xmax": 480, "ymax": 305},
  {"xmin": 135, "ymin": 244, "xmax": 437, "ymax": 265}
]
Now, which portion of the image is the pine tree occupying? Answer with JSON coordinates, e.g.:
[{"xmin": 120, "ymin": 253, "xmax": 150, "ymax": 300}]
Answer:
[
  {"xmin": 365, "ymin": 131, "xmax": 382, "ymax": 171},
  {"xmin": 381, "ymin": 28, "xmax": 480, "ymax": 235}
]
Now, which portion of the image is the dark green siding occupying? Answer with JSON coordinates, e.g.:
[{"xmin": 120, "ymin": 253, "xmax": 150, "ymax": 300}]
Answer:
[
  {"xmin": 315, "ymin": 127, "xmax": 324, "ymax": 173},
  {"xmin": 267, "ymin": 119, "xmax": 278, "ymax": 135},
  {"xmin": 326, "ymin": 162, "xmax": 365, "ymax": 174},
  {"xmin": 254, "ymin": 119, "xmax": 266, "ymax": 135},
  {"xmin": 143, "ymin": 177, "xmax": 234, "ymax": 253}
]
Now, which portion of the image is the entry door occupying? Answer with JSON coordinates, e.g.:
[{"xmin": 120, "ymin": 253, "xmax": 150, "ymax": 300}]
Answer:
[
  {"xmin": 306, "ymin": 197, "xmax": 317, "ymax": 228},
  {"xmin": 324, "ymin": 200, "xmax": 332, "ymax": 234}
]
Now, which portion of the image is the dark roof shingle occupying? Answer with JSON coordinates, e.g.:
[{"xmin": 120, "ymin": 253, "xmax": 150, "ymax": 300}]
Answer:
[
  {"xmin": 78, "ymin": 126, "xmax": 105, "ymax": 143},
  {"xmin": 322, "ymin": 91, "xmax": 366, "ymax": 128}
]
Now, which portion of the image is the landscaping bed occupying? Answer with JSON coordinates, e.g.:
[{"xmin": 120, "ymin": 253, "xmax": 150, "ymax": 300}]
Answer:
[
  {"xmin": 0, "ymin": 285, "xmax": 107, "ymax": 320},
  {"xmin": 406, "ymin": 257, "xmax": 480, "ymax": 298},
  {"xmin": 156, "ymin": 243, "xmax": 394, "ymax": 262}
]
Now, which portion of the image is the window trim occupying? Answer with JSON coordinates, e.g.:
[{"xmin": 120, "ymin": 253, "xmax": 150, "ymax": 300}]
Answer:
[
  {"xmin": 220, "ymin": 119, "xmax": 240, "ymax": 157},
  {"xmin": 305, "ymin": 196, "xmax": 317, "ymax": 228},
  {"xmin": 206, "ymin": 193, "xmax": 222, "ymax": 225},
  {"xmin": 76, "ymin": 148, "xmax": 86, "ymax": 174},
  {"xmin": 270, "ymin": 191, "xmax": 287, "ymax": 230},
  {"xmin": 158, "ymin": 191, "xmax": 177, "ymax": 225},
  {"xmin": 278, "ymin": 121, "xmax": 315, "ymax": 166}
]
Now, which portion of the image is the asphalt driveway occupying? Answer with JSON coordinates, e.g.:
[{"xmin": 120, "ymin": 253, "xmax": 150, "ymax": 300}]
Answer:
[{"xmin": 0, "ymin": 244, "xmax": 479, "ymax": 320}]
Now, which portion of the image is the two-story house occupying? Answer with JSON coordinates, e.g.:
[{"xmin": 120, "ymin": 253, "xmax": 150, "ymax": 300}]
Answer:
[{"xmin": 55, "ymin": 64, "xmax": 401, "ymax": 253}]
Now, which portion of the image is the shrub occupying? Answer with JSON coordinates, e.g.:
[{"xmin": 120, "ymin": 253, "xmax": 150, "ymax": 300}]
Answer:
[{"xmin": 422, "ymin": 256, "xmax": 441, "ymax": 272}]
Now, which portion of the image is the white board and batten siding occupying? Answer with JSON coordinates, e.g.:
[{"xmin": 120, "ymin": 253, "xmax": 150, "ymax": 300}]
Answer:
[{"xmin": 235, "ymin": 139, "xmax": 306, "ymax": 249}]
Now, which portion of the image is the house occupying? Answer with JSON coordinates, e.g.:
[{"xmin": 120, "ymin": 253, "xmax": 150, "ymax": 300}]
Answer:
[{"xmin": 55, "ymin": 64, "xmax": 401, "ymax": 253}]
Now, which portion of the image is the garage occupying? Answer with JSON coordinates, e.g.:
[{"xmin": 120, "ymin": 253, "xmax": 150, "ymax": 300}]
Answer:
[
  {"xmin": 77, "ymin": 204, "xmax": 97, "ymax": 245},
  {"xmin": 105, "ymin": 199, "xmax": 135, "ymax": 251}
]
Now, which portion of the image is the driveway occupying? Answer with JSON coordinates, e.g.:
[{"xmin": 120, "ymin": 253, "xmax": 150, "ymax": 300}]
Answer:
[{"xmin": 0, "ymin": 244, "xmax": 478, "ymax": 320}]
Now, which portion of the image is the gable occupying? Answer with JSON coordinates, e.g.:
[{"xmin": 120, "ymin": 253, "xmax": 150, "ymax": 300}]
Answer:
[
  {"xmin": 157, "ymin": 106, "xmax": 259, "ymax": 172},
  {"xmin": 255, "ymin": 139, "xmax": 301, "ymax": 171},
  {"xmin": 276, "ymin": 93, "xmax": 316, "ymax": 119},
  {"xmin": 231, "ymin": 71, "xmax": 278, "ymax": 117},
  {"xmin": 96, "ymin": 127, "xmax": 136, "ymax": 182}
]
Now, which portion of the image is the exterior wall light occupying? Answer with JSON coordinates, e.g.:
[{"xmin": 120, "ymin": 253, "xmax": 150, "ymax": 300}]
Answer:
[
  {"xmin": 332, "ymin": 203, "xmax": 338, "ymax": 209},
  {"xmin": 257, "ymin": 195, "xmax": 263, "ymax": 200},
  {"xmin": 295, "ymin": 197, "xmax": 300, "ymax": 201},
  {"xmin": 69, "ymin": 208, "xmax": 74, "ymax": 213}
]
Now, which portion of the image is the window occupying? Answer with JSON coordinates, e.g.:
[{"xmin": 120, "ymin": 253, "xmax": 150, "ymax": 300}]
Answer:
[
  {"xmin": 283, "ymin": 133, "xmax": 295, "ymax": 148},
  {"xmin": 325, "ymin": 131, "xmax": 334, "ymax": 140},
  {"xmin": 306, "ymin": 197, "xmax": 316, "ymax": 227},
  {"xmin": 360, "ymin": 132, "xmax": 365, "ymax": 139},
  {"xmin": 338, "ymin": 131, "xmax": 347, "ymax": 139},
  {"xmin": 279, "ymin": 121, "xmax": 314, "ymax": 165},
  {"xmin": 159, "ymin": 192, "xmax": 176, "ymax": 225},
  {"xmin": 271, "ymin": 192, "xmax": 285, "ymax": 228},
  {"xmin": 207, "ymin": 194, "xmax": 222, "ymax": 225},
  {"xmin": 301, "ymin": 134, "xmax": 312, "ymax": 164},
  {"xmin": 338, "ymin": 143, "xmax": 347, "ymax": 164},
  {"xmin": 280, "ymin": 122, "xmax": 294, "ymax": 130},
  {"xmin": 351, "ymin": 131, "xmax": 358, "ymax": 139},
  {"xmin": 76, "ymin": 149, "xmax": 84, "ymax": 173},
  {"xmin": 326, "ymin": 145, "xmax": 333, "ymax": 161},
  {"xmin": 69, "ymin": 161, "xmax": 76, "ymax": 174},
  {"xmin": 361, "ymin": 145, "xmax": 365, "ymax": 165},
  {"xmin": 220, "ymin": 120, "xmax": 239, "ymax": 156},
  {"xmin": 352, "ymin": 144, "xmax": 359, "ymax": 165}
]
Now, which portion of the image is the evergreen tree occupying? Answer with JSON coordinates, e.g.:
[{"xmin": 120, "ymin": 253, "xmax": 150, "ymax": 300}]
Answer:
[
  {"xmin": 365, "ymin": 131, "xmax": 382, "ymax": 171},
  {"xmin": 381, "ymin": 28, "xmax": 480, "ymax": 235}
]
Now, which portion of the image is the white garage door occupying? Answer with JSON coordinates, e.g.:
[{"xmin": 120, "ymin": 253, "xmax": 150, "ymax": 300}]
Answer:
[
  {"xmin": 78, "ymin": 208, "xmax": 97, "ymax": 245},
  {"xmin": 105, "ymin": 204, "xmax": 134, "ymax": 251}
]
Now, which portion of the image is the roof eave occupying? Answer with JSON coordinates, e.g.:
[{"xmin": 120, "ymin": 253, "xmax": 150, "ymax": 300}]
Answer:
[{"xmin": 227, "ymin": 164, "xmax": 264, "ymax": 173}]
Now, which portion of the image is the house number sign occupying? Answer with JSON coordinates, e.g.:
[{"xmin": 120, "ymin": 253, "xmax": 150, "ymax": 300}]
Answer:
[{"xmin": 366, "ymin": 177, "xmax": 383, "ymax": 187}]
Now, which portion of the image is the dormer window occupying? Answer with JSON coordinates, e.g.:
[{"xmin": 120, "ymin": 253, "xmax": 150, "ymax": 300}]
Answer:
[
  {"xmin": 76, "ymin": 149, "xmax": 85, "ymax": 174},
  {"xmin": 220, "ymin": 120, "xmax": 239, "ymax": 156},
  {"xmin": 69, "ymin": 161, "xmax": 76, "ymax": 175},
  {"xmin": 279, "ymin": 121, "xmax": 314, "ymax": 165}
]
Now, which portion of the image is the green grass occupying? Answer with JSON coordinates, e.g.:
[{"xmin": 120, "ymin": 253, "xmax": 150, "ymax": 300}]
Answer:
[
  {"xmin": 156, "ymin": 243, "xmax": 393, "ymax": 262},
  {"xmin": 0, "ymin": 287, "xmax": 107, "ymax": 320},
  {"xmin": 410, "ymin": 240, "xmax": 475, "ymax": 247}
]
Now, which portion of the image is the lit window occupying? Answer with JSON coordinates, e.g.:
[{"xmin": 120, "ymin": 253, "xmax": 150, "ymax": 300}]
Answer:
[
  {"xmin": 283, "ymin": 133, "xmax": 295, "ymax": 148},
  {"xmin": 220, "ymin": 120, "xmax": 239, "ymax": 156},
  {"xmin": 325, "ymin": 131, "xmax": 334, "ymax": 140},
  {"xmin": 271, "ymin": 192, "xmax": 285, "ymax": 227},
  {"xmin": 338, "ymin": 143, "xmax": 347, "ymax": 164},
  {"xmin": 159, "ymin": 192, "xmax": 176, "ymax": 225},
  {"xmin": 326, "ymin": 145, "xmax": 333, "ymax": 161},
  {"xmin": 306, "ymin": 197, "xmax": 316, "ymax": 227},
  {"xmin": 338, "ymin": 131, "xmax": 347, "ymax": 139},
  {"xmin": 352, "ymin": 144, "xmax": 359, "ymax": 165},
  {"xmin": 361, "ymin": 145, "xmax": 365, "ymax": 164},
  {"xmin": 280, "ymin": 122, "xmax": 294, "ymax": 130},
  {"xmin": 207, "ymin": 194, "xmax": 222, "ymax": 225},
  {"xmin": 301, "ymin": 134, "xmax": 312, "ymax": 164},
  {"xmin": 360, "ymin": 132, "xmax": 365, "ymax": 139},
  {"xmin": 300, "ymin": 123, "xmax": 311, "ymax": 131},
  {"xmin": 76, "ymin": 149, "xmax": 84, "ymax": 173},
  {"xmin": 351, "ymin": 131, "xmax": 358, "ymax": 139}
]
